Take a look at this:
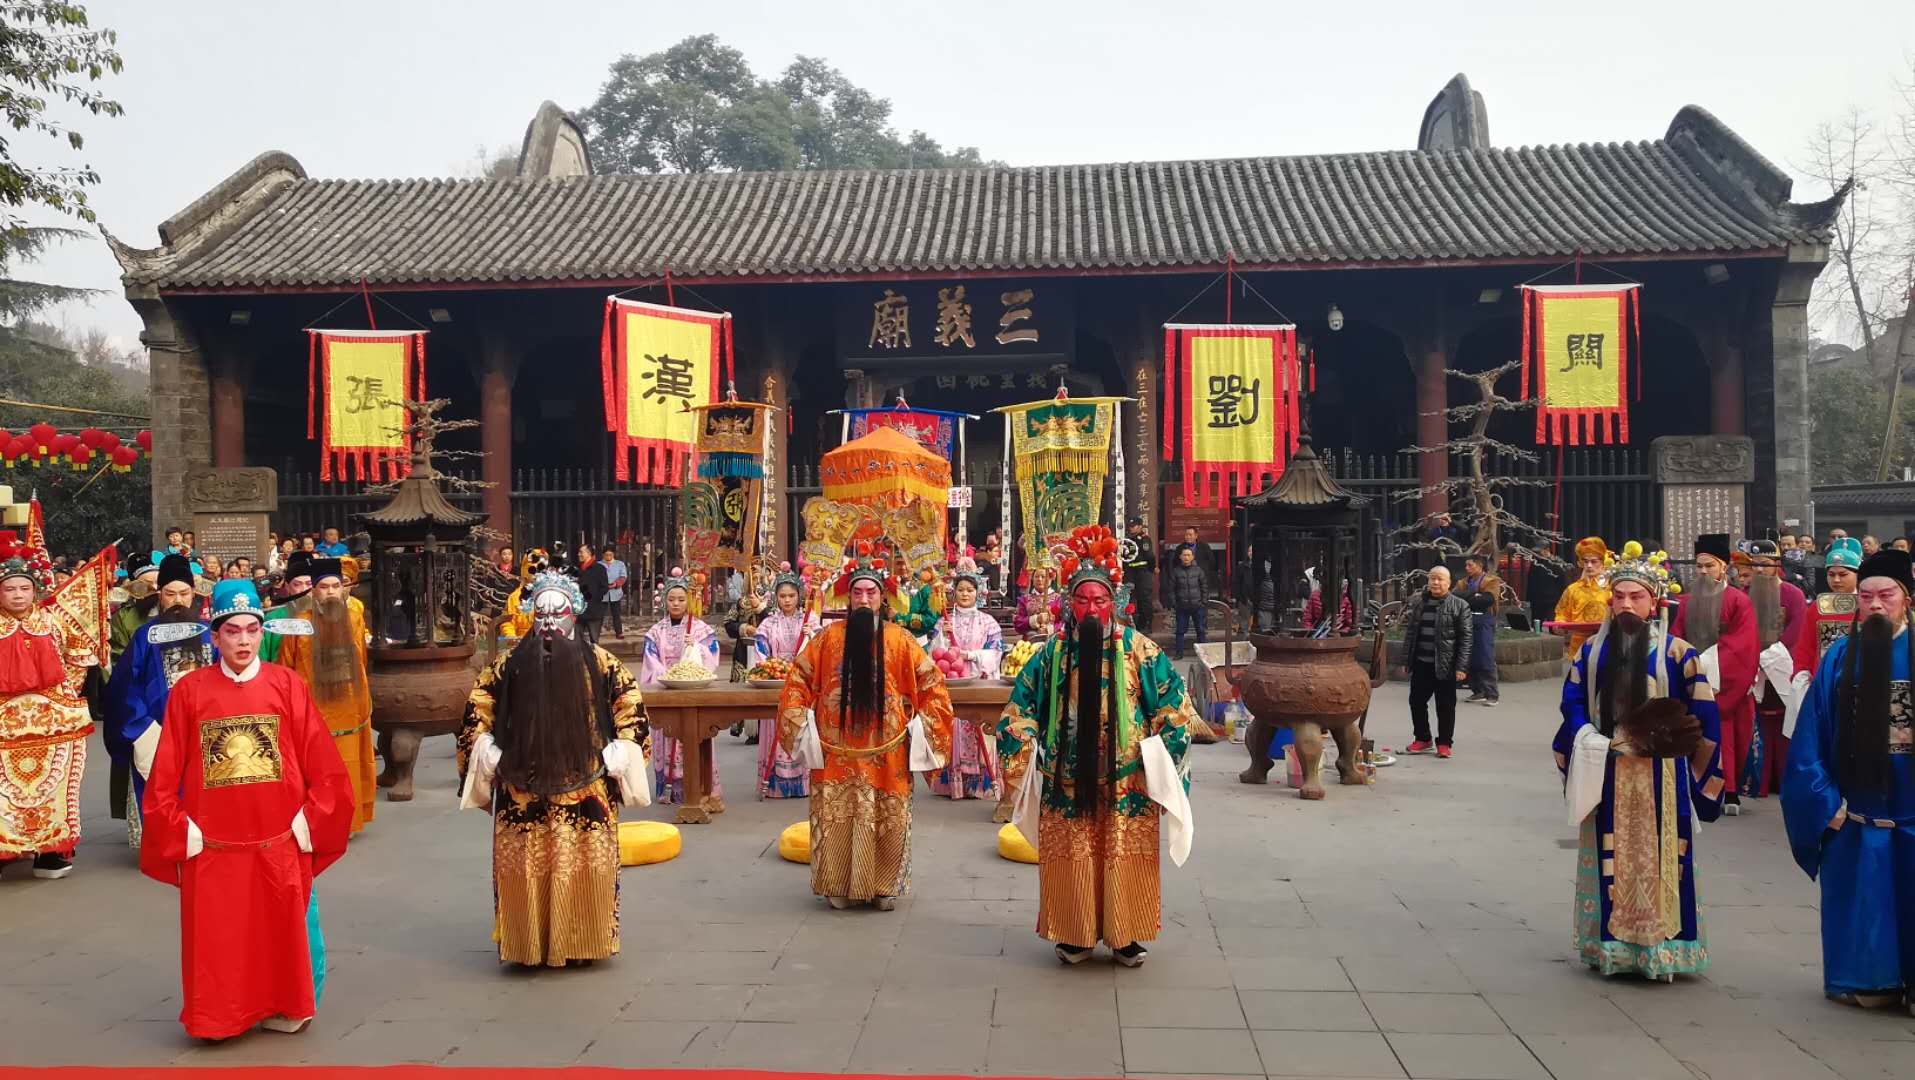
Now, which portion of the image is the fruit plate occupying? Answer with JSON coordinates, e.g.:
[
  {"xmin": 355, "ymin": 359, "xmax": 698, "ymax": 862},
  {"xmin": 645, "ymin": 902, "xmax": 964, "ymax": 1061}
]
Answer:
[
  {"xmin": 747, "ymin": 678, "xmax": 786, "ymax": 689},
  {"xmin": 659, "ymin": 678, "xmax": 715, "ymax": 690}
]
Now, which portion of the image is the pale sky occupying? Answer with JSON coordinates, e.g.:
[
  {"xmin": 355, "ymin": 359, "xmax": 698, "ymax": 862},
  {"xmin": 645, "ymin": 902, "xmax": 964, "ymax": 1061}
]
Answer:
[{"xmin": 22, "ymin": 0, "xmax": 1915, "ymax": 349}]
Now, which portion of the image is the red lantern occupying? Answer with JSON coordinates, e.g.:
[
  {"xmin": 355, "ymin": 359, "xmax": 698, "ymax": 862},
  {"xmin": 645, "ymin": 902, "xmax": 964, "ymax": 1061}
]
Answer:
[
  {"xmin": 136, "ymin": 430, "xmax": 153, "ymax": 456},
  {"xmin": 78, "ymin": 428, "xmax": 105, "ymax": 449},
  {"xmin": 69, "ymin": 444, "xmax": 92, "ymax": 470},
  {"xmin": 51, "ymin": 433, "xmax": 79, "ymax": 461},
  {"xmin": 111, "ymin": 446, "xmax": 138, "ymax": 472},
  {"xmin": 8, "ymin": 435, "xmax": 33, "ymax": 465},
  {"xmin": 100, "ymin": 432, "xmax": 120, "ymax": 451},
  {"xmin": 0, "ymin": 429, "xmax": 11, "ymax": 447},
  {"xmin": 29, "ymin": 423, "xmax": 56, "ymax": 448}
]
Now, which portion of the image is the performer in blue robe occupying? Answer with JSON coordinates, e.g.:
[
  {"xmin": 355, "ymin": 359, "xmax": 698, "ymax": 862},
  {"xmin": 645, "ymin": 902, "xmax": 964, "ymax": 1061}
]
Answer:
[
  {"xmin": 1782, "ymin": 547, "xmax": 1915, "ymax": 1011},
  {"xmin": 104, "ymin": 554, "xmax": 212, "ymax": 849},
  {"xmin": 1552, "ymin": 543, "xmax": 1723, "ymax": 979}
]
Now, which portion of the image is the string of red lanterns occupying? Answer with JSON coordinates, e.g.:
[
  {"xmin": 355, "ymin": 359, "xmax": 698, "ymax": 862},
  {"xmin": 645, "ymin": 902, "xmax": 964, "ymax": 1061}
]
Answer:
[{"xmin": 0, "ymin": 424, "xmax": 151, "ymax": 472}]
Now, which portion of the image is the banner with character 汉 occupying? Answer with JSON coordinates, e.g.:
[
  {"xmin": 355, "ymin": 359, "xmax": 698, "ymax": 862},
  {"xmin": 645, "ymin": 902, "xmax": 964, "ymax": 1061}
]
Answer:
[
  {"xmin": 306, "ymin": 330, "xmax": 426, "ymax": 481},
  {"xmin": 1520, "ymin": 284, "xmax": 1640, "ymax": 445},
  {"xmin": 1163, "ymin": 324, "xmax": 1298, "ymax": 507},
  {"xmin": 599, "ymin": 298, "xmax": 731, "ymax": 486}
]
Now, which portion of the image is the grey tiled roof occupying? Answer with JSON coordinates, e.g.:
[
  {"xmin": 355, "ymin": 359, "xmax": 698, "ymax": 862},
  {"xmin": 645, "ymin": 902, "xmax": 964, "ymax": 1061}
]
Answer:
[{"xmin": 116, "ymin": 120, "xmax": 1837, "ymax": 292}]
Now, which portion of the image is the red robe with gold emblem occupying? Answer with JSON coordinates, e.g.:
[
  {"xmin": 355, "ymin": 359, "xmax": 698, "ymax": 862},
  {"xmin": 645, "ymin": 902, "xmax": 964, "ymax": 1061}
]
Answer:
[
  {"xmin": 1797, "ymin": 590, "xmax": 1858, "ymax": 668},
  {"xmin": 140, "ymin": 659, "xmax": 353, "ymax": 1039}
]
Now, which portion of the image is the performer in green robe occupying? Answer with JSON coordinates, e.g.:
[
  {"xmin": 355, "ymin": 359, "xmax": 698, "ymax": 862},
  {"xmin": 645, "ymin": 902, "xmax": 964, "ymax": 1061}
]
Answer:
[{"xmin": 259, "ymin": 552, "xmax": 316, "ymax": 664}]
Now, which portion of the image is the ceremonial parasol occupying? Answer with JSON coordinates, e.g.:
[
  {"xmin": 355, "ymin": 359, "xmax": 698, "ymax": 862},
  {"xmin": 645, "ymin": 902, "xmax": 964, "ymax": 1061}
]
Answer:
[{"xmin": 819, "ymin": 426, "xmax": 951, "ymax": 509}]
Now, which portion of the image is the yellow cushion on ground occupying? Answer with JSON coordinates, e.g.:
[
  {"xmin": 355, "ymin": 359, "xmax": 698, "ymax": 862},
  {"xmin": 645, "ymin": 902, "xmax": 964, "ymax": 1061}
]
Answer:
[
  {"xmin": 778, "ymin": 821, "xmax": 811, "ymax": 863},
  {"xmin": 997, "ymin": 823, "xmax": 1038, "ymax": 864},
  {"xmin": 618, "ymin": 820, "xmax": 681, "ymax": 866}
]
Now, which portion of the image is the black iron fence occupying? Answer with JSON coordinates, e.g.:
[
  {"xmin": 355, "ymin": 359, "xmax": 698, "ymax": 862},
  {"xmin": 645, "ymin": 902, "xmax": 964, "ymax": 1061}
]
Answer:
[{"xmin": 282, "ymin": 445, "xmax": 1650, "ymax": 613}]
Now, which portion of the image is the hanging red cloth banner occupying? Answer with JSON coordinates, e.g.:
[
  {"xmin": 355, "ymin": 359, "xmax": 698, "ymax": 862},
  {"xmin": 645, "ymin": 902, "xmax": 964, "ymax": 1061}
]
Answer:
[
  {"xmin": 1162, "ymin": 323, "xmax": 1299, "ymax": 508},
  {"xmin": 305, "ymin": 330, "xmax": 427, "ymax": 482},
  {"xmin": 1519, "ymin": 284, "xmax": 1640, "ymax": 446},
  {"xmin": 599, "ymin": 298, "xmax": 728, "ymax": 486}
]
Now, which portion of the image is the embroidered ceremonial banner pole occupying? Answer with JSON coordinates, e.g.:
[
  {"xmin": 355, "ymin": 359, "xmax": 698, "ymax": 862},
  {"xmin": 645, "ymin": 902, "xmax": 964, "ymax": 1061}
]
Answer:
[
  {"xmin": 1519, "ymin": 284, "xmax": 1640, "ymax": 446},
  {"xmin": 995, "ymin": 394, "xmax": 1123, "ymax": 566},
  {"xmin": 1165, "ymin": 323, "xmax": 1295, "ymax": 508},
  {"xmin": 305, "ymin": 330, "xmax": 426, "ymax": 482},
  {"xmin": 600, "ymin": 298, "xmax": 728, "ymax": 487},
  {"xmin": 684, "ymin": 399, "xmax": 775, "ymax": 571}
]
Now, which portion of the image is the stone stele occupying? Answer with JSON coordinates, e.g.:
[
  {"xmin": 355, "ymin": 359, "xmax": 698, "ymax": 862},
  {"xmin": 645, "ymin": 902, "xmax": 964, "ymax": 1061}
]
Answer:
[{"xmin": 184, "ymin": 466, "xmax": 278, "ymax": 571}]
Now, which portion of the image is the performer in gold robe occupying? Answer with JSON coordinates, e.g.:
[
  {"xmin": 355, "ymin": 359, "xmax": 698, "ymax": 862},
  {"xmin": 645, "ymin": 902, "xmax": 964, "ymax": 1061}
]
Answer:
[
  {"xmin": 276, "ymin": 559, "xmax": 376, "ymax": 834},
  {"xmin": 459, "ymin": 571, "xmax": 647, "ymax": 967},
  {"xmin": 999, "ymin": 526, "xmax": 1198, "ymax": 967},
  {"xmin": 1554, "ymin": 536, "xmax": 1613, "ymax": 659},
  {"xmin": 778, "ymin": 543, "xmax": 954, "ymax": 909}
]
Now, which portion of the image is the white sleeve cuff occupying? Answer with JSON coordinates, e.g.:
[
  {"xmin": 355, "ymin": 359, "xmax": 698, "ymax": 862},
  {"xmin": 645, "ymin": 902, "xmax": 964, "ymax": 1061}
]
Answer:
[
  {"xmin": 291, "ymin": 809, "xmax": 312, "ymax": 853},
  {"xmin": 131, "ymin": 724, "xmax": 161, "ymax": 781},
  {"xmin": 186, "ymin": 818, "xmax": 203, "ymax": 859}
]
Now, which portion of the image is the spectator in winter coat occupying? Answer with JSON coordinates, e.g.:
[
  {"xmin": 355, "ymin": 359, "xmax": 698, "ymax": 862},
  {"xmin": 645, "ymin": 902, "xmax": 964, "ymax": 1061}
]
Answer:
[
  {"xmin": 1166, "ymin": 546, "xmax": 1209, "ymax": 659},
  {"xmin": 1400, "ymin": 566, "xmax": 1473, "ymax": 758}
]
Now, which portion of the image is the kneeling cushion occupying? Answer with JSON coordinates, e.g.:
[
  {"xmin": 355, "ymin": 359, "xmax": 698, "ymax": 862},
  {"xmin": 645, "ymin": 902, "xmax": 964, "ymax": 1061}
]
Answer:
[
  {"xmin": 619, "ymin": 820, "xmax": 682, "ymax": 866},
  {"xmin": 996, "ymin": 822, "xmax": 1038, "ymax": 864},
  {"xmin": 778, "ymin": 821, "xmax": 811, "ymax": 864}
]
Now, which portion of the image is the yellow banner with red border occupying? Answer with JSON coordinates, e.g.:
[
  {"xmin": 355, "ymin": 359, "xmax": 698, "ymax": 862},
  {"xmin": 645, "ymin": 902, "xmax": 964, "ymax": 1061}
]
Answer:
[
  {"xmin": 599, "ymin": 298, "xmax": 730, "ymax": 486},
  {"xmin": 1163, "ymin": 324, "xmax": 1299, "ymax": 507},
  {"xmin": 306, "ymin": 330, "xmax": 426, "ymax": 481},
  {"xmin": 1520, "ymin": 284, "xmax": 1639, "ymax": 445}
]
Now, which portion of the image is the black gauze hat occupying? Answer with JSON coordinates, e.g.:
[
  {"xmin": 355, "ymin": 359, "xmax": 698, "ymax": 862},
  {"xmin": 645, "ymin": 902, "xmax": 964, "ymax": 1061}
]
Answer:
[
  {"xmin": 156, "ymin": 553, "xmax": 195, "ymax": 592},
  {"xmin": 1856, "ymin": 548, "xmax": 1915, "ymax": 594}
]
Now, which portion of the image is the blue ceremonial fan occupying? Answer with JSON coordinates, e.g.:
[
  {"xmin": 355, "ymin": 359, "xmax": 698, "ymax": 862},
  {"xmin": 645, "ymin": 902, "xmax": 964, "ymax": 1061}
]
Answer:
[
  {"xmin": 262, "ymin": 618, "xmax": 315, "ymax": 637},
  {"xmin": 145, "ymin": 621, "xmax": 209, "ymax": 645}
]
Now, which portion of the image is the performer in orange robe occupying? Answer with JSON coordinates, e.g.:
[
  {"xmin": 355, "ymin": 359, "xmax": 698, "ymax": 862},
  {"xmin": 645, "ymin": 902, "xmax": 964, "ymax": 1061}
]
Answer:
[
  {"xmin": 778, "ymin": 544, "xmax": 954, "ymax": 909},
  {"xmin": 141, "ymin": 580, "xmax": 353, "ymax": 1040},
  {"xmin": 1553, "ymin": 537, "xmax": 1612, "ymax": 660},
  {"xmin": 275, "ymin": 558, "xmax": 375, "ymax": 833}
]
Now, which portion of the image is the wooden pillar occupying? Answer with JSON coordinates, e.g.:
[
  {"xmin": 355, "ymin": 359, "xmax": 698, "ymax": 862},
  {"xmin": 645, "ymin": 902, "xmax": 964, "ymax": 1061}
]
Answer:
[
  {"xmin": 1126, "ymin": 310, "xmax": 1159, "ymax": 537},
  {"xmin": 209, "ymin": 350, "xmax": 246, "ymax": 468},
  {"xmin": 1710, "ymin": 330, "xmax": 1746, "ymax": 436},
  {"xmin": 1415, "ymin": 335, "xmax": 1449, "ymax": 517},
  {"xmin": 758, "ymin": 328, "xmax": 795, "ymax": 563},
  {"xmin": 477, "ymin": 333, "xmax": 518, "ymax": 541}
]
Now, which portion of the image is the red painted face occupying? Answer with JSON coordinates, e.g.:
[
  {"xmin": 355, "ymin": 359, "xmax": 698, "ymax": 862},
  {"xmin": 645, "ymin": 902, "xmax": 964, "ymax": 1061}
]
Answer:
[{"xmin": 1070, "ymin": 581, "xmax": 1115, "ymax": 628}]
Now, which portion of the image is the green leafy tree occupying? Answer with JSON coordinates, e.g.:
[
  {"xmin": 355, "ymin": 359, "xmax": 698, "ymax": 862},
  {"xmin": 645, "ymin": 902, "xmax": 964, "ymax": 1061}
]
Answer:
[
  {"xmin": 1810, "ymin": 363, "xmax": 1915, "ymax": 483},
  {"xmin": 0, "ymin": 2, "xmax": 123, "ymax": 230},
  {"xmin": 581, "ymin": 34, "xmax": 988, "ymax": 174}
]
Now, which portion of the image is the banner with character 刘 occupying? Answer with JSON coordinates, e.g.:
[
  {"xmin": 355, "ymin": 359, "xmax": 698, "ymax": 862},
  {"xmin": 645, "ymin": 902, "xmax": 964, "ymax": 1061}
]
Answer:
[{"xmin": 1163, "ymin": 324, "xmax": 1298, "ymax": 508}]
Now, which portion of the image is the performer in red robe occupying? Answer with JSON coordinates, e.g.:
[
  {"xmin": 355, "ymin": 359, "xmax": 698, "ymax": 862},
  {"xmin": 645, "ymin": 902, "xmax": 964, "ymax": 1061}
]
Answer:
[
  {"xmin": 140, "ymin": 580, "xmax": 353, "ymax": 1041},
  {"xmin": 1670, "ymin": 534, "xmax": 1759, "ymax": 816}
]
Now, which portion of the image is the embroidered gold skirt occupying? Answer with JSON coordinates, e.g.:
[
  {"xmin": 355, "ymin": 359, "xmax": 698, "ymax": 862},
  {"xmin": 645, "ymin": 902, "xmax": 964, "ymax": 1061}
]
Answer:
[{"xmin": 1036, "ymin": 806, "xmax": 1162, "ymax": 949}]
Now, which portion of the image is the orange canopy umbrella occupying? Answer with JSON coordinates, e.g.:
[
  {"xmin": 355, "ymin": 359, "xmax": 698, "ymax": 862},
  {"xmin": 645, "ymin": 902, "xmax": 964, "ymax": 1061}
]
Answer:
[{"xmin": 819, "ymin": 426, "xmax": 952, "ymax": 508}]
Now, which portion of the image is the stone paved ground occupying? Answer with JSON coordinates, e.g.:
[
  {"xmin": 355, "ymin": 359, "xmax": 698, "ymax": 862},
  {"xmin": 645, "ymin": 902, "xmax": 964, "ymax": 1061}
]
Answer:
[{"xmin": 3, "ymin": 673, "xmax": 1914, "ymax": 1078}]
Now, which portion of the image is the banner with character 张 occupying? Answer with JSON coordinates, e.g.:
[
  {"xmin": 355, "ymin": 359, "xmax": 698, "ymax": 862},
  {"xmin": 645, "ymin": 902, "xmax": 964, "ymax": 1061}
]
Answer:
[
  {"xmin": 306, "ymin": 330, "xmax": 427, "ymax": 481},
  {"xmin": 1163, "ymin": 324, "xmax": 1298, "ymax": 508},
  {"xmin": 600, "ymin": 298, "xmax": 731, "ymax": 487},
  {"xmin": 1520, "ymin": 284, "xmax": 1640, "ymax": 445}
]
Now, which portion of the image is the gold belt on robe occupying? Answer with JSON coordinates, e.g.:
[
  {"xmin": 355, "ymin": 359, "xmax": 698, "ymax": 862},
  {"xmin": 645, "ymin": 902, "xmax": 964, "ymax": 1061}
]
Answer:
[
  {"xmin": 203, "ymin": 828, "xmax": 294, "ymax": 852},
  {"xmin": 820, "ymin": 727, "xmax": 908, "ymax": 759}
]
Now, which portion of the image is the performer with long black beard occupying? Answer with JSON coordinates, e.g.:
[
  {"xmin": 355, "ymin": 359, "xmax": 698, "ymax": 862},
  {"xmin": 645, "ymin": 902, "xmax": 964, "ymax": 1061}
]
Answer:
[
  {"xmin": 1783, "ymin": 548, "xmax": 1915, "ymax": 1013},
  {"xmin": 1000, "ymin": 526, "xmax": 1198, "ymax": 967},
  {"xmin": 106, "ymin": 554, "xmax": 212, "ymax": 849},
  {"xmin": 777, "ymin": 542, "xmax": 954, "ymax": 910},
  {"xmin": 1554, "ymin": 543, "xmax": 1722, "ymax": 979},
  {"xmin": 459, "ymin": 571, "xmax": 647, "ymax": 967}
]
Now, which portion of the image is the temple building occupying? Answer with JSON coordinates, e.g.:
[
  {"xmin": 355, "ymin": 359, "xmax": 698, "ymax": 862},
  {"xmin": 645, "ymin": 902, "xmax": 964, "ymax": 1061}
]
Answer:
[{"xmin": 112, "ymin": 75, "xmax": 1837, "ymax": 562}]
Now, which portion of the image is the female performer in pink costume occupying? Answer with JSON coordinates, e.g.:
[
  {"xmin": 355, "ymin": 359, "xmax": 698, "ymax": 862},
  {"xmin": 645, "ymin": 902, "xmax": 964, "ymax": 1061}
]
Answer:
[
  {"xmin": 928, "ymin": 568, "xmax": 1003, "ymax": 799},
  {"xmin": 749, "ymin": 566, "xmax": 819, "ymax": 798},
  {"xmin": 638, "ymin": 570, "xmax": 721, "ymax": 803}
]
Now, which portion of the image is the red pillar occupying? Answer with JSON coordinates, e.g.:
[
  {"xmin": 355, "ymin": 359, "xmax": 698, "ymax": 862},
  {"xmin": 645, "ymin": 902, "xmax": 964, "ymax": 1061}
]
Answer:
[
  {"xmin": 1416, "ymin": 339, "xmax": 1448, "ymax": 516},
  {"xmin": 478, "ymin": 341, "xmax": 516, "ymax": 540},
  {"xmin": 1711, "ymin": 338, "xmax": 1746, "ymax": 436},
  {"xmin": 210, "ymin": 353, "xmax": 245, "ymax": 468}
]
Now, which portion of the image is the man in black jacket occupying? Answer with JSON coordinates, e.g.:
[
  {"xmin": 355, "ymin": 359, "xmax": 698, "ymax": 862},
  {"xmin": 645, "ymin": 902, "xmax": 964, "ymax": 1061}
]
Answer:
[
  {"xmin": 576, "ymin": 542, "xmax": 610, "ymax": 645},
  {"xmin": 1401, "ymin": 566, "xmax": 1472, "ymax": 758},
  {"xmin": 1123, "ymin": 516, "xmax": 1157, "ymax": 633},
  {"xmin": 1166, "ymin": 545, "xmax": 1209, "ymax": 659}
]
